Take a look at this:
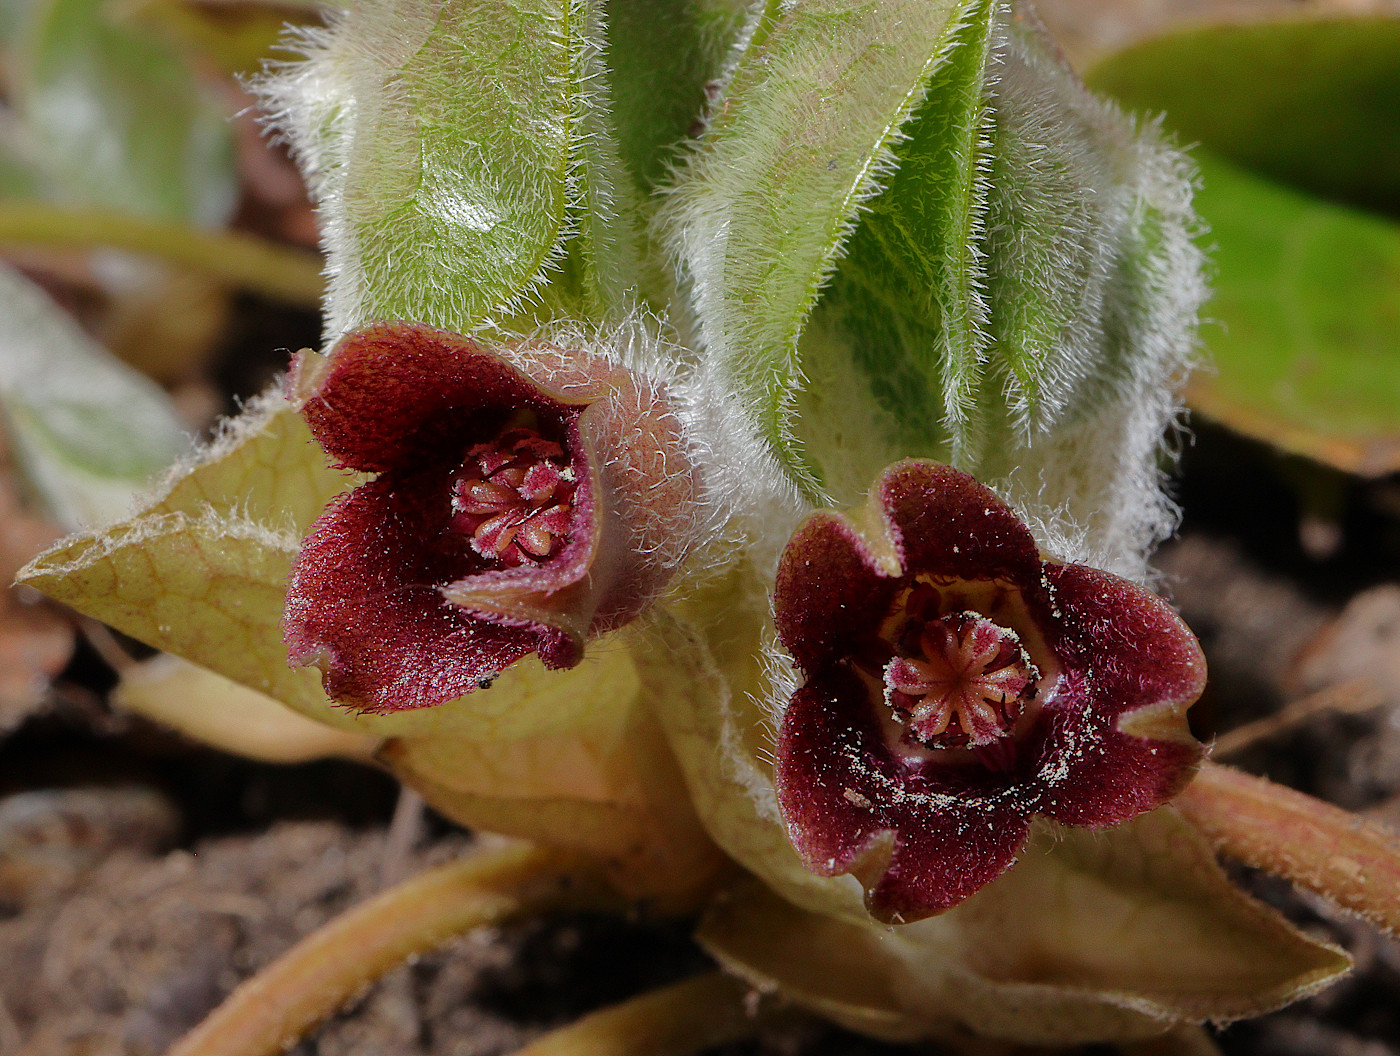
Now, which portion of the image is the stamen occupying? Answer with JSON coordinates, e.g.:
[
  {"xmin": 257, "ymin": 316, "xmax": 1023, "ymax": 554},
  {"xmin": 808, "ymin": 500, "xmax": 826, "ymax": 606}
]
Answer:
[
  {"xmin": 882, "ymin": 612, "xmax": 1037, "ymax": 749},
  {"xmin": 449, "ymin": 427, "xmax": 576, "ymax": 566}
]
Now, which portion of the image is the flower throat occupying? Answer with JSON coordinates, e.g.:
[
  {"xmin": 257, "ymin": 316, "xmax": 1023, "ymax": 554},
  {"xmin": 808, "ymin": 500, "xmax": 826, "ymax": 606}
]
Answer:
[{"xmin": 449, "ymin": 418, "xmax": 577, "ymax": 567}]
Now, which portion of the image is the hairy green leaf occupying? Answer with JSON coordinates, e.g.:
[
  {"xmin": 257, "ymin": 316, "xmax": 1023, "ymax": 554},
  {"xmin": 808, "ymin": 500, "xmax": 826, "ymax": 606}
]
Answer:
[
  {"xmin": 604, "ymin": 0, "xmax": 748, "ymax": 194},
  {"xmin": 797, "ymin": 5, "xmax": 1205, "ymax": 575},
  {"xmin": 662, "ymin": 0, "xmax": 968, "ymax": 487},
  {"xmin": 699, "ymin": 812, "xmax": 1349, "ymax": 1044},
  {"xmin": 665, "ymin": 2, "xmax": 1203, "ymax": 575},
  {"xmin": 264, "ymin": 0, "xmax": 614, "ymax": 335},
  {"xmin": 794, "ymin": 0, "xmax": 993, "ymax": 495}
]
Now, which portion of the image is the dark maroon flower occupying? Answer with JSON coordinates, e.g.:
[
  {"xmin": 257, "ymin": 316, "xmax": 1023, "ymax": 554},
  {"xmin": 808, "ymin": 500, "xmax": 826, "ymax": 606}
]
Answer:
[
  {"xmin": 773, "ymin": 460, "xmax": 1206, "ymax": 924},
  {"xmin": 283, "ymin": 321, "xmax": 699, "ymax": 713}
]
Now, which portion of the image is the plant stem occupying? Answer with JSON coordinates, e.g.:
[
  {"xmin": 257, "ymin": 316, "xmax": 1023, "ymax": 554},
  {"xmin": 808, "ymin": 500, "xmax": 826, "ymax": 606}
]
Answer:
[
  {"xmin": 1177, "ymin": 763, "xmax": 1400, "ymax": 937},
  {"xmin": 1212, "ymin": 678, "xmax": 1384, "ymax": 758},
  {"xmin": 169, "ymin": 842, "xmax": 615, "ymax": 1056},
  {"xmin": 509, "ymin": 973, "xmax": 769, "ymax": 1056},
  {"xmin": 0, "ymin": 204, "xmax": 323, "ymax": 307}
]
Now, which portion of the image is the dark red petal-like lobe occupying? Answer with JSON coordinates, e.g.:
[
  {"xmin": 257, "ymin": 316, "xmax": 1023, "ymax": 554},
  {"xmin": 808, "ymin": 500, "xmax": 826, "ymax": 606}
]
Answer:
[
  {"xmin": 878, "ymin": 460, "xmax": 1043, "ymax": 589},
  {"xmin": 868, "ymin": 797, "xmax": 1029, "ymax": 924},
  {"xmin": 301, "ymin": 323, "xmax": 586, "ymax": 474},
  {"xmin": 774, "ymin": 513, "xmax": 899, "ymax": 673},
  {"xmin": 284, "ymin": 471, "xmax": 575, "ymax": 713},
  {"xmin": 1033, "ymin": 562, "xmax": 1206, "ymax": 826},
  {"xmin": 772, "ymin": 459, "xmax": 1208, "ymax": 921},
  {"xmin": 777, "ymin": 667, "xmax": 1032, "ymax": 923}
]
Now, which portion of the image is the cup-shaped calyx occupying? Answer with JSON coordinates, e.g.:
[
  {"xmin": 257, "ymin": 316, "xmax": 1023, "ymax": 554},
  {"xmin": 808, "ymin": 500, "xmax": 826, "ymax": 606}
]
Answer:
[
  {"xmin": 774, "ymin": 460, "xmax": 1206, "ymax": 924},
  {"xmin": 284, "ymin": 322, "xmax": 700, "ymax": 712}
]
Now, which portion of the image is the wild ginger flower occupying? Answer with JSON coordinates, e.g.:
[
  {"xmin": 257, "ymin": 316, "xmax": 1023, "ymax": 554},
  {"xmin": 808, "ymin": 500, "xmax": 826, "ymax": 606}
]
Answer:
[
  {"xmin": 774, "ymin": 460, "xmax": 1206, "ymax": 924},
  {"xmin": 283, "ymin": 321, "xmax": 700, "ymax": 712}
]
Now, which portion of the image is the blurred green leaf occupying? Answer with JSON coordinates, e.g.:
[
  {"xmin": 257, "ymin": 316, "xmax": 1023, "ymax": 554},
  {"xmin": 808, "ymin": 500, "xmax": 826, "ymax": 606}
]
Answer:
[
  {"xmin": 0, "ymin": 134, "xmax": 43, "ymax": 199},
  {"xmin": 135, "ymin": 0, "xmax": 323, "ymax": 79},
  {"xmin": 0, "ymin": 262, "xmax": 189, "ymax": 527},
  {"xmin": 0, "ymin": 203, "xmax": 324, "ymax": 306},
  {"xmin": 10, "ymin": 0, "xmax": 236, "ymax": 225},
  {"xmin": 1187, "ymin": 151, "xmax": 1400, "ymax": 475},
  {"xmin": 1089, "ymin": 17, "xmax": 1400, "ymax": 216},
  {"xmin": 0, "ymin": 0, "xmax": 39, "ymax": 47}
]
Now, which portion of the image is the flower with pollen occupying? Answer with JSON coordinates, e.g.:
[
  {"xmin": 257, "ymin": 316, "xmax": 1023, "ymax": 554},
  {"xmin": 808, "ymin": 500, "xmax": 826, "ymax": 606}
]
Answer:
[
  {"xmin": 773, "ymin": 459, "xmax": 1206, "ymax": 923},
  {"xmin": 283, "ymin": 321, "xmax": 700, "ymax": 713},
  {"xmin": 883, "ymin": 610, "xmax": 1037, "ymax": 751},
  {"xmin": 450, "ymin": 428, "xmax": 577, "ymax": 565}
]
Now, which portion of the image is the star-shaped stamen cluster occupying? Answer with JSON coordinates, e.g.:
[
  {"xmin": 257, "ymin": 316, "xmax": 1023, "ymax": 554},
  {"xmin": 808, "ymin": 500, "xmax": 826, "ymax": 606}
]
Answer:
[
  {"xmin": 883, "ymin": 612, "xmax": 1036, "ymax": 748},
  {"xmin": 450, "ymin": 428, "xmax": 576, "ymax": 565}
]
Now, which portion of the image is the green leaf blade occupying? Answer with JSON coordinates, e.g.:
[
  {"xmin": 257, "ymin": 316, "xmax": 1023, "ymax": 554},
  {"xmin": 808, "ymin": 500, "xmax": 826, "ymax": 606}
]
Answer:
[
  {"xmin": 698, "ymin": 812, "xmax": 1349, "ymax": 1045},
  {"xmin": 13, "ymin": 0, "xmax": 237, "ymax": 225},
  {"xmin": 267, "ymin": 0, "xmax": 579, "ymax": 336},
  {"xmin": 1187, "ymin": 151, "xmax": 1400, "ymax": 473},
  {"xmin": 1088, "ymin": 17, "xmax": 1400, "ymax": 216},
  {"xmin": 0, "ymin": 263, "xmax": 189, "ymax": 528},
  {"xmin": 793, "ymin": 6, "xmax": 1205, "ymax": 574},
  {"xmin": 663, "ymin": 0, "xmax": 969, "ymax": 484},
  {"xmin": 799, "ymin": 0, "xmax": 994, "ymax": 492},
  {"xmin": 604, "ymin": 0, "xmax": 749, "ymax": 196}
]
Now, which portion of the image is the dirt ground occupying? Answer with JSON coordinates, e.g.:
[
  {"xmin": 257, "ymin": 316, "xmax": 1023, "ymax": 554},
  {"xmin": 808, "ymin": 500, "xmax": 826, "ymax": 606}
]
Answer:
[{"xmin": 3, "ymin": 2, "xmax": 1400, "ymax": 1055}]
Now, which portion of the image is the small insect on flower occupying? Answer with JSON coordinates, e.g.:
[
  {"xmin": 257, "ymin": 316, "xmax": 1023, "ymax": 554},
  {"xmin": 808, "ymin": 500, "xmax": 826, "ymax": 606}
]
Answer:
[
  {"xmin": 283, "ymin": 322, "xmax": 700, "ymax": 713},
  {"xmin": 773, "ymin": 460, "xmax": 1207, "ymax": 923}
]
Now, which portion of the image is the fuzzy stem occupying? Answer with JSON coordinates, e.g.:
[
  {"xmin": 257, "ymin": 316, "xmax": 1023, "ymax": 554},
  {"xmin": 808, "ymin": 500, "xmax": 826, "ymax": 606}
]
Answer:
[
  {"xmin": 509, "ymin": 973, "xmax": 766, "ymax": 1056},
  {"xmin": 1177, "ymin": 763, "xmax": 1400, "ymax": 937},
  {"xmin": 169, "ymin": 842, "xmax": 614, "ymax": 1056},
  {"xmin": 0, "ymin": 204, "xmax": 323, "ymax": 306}
]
